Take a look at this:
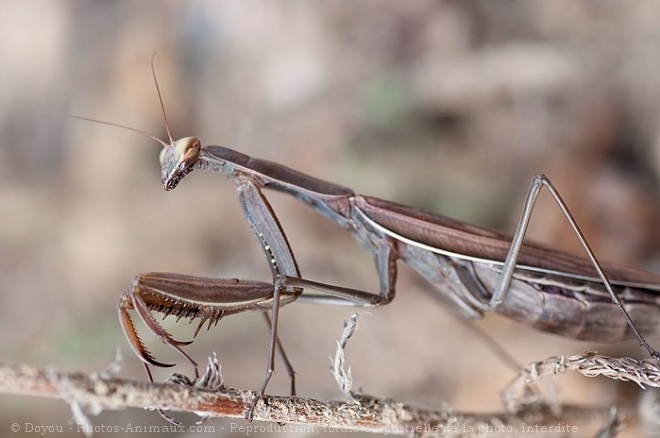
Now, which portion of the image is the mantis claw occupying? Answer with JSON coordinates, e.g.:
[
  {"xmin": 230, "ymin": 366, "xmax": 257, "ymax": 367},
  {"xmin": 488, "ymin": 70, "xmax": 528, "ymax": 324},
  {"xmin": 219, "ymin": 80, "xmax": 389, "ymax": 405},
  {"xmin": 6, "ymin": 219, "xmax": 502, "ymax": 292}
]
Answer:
[{"xmin": 117, "ymin": 305, "xmax": 176, "ymax": 369}]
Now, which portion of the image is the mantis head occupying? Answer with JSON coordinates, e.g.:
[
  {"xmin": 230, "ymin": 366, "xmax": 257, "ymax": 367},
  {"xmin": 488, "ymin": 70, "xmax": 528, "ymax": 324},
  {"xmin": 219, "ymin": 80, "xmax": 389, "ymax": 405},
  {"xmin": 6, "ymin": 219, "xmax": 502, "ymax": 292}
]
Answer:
[
  {"xmin": 63, "ymin": 56, "xmax": 204, "ymax": 192},
  {"xmin": 159, "ymin": 137, "xmax": 202, "ymax": 191}
]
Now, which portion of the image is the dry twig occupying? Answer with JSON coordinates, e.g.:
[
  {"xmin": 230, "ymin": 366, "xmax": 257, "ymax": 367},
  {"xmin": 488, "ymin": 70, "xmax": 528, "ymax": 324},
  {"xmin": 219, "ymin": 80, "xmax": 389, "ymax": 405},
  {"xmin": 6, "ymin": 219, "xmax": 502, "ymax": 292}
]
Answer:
[
  {"xmin": 503, "ymin": 351, "xmax": 660, "ymax": 414},
  {"xmin": 0, "ymin": 318, "xmax": 641, "ymax": 437},
  {"xmin": 0, "ymin": 359, "xmax": 626, "ymax": 437}
]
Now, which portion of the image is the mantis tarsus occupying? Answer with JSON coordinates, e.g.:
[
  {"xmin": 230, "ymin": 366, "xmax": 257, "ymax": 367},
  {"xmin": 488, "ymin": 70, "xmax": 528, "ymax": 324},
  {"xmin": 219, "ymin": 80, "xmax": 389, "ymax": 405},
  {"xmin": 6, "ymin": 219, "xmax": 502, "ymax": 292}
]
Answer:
[{"xmin": 76, "ymin": 61, "xmax": 660, "ymax": 421}]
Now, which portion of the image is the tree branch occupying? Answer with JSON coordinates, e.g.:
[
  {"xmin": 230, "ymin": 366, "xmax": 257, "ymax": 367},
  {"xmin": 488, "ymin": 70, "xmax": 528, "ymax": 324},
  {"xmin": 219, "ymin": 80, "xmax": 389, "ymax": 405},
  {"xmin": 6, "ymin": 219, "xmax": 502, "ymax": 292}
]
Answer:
[
  {"xmin": 0, "ymin": 360, "xmax": 625, "ymax": 437},
  {"xmin": 1, "ymin": 316, "xmax": 649, "ymax": 436}
]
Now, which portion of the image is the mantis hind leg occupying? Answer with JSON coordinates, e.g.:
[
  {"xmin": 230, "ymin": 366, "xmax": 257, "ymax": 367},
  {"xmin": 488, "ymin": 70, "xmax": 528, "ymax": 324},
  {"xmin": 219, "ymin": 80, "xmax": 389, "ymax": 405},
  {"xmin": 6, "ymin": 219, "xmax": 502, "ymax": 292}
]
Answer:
[{"xmin": 489, "ymin": 174, "xmax": 660, "ymax": 359}]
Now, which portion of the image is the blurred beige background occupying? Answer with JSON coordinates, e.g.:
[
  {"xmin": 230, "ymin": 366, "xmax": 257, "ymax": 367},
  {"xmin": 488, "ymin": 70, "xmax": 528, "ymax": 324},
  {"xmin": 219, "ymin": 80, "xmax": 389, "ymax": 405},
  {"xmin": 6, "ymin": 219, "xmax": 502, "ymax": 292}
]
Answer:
[{"xmin": 1, "ymin": 1, "xmax": 660, "ymax": 437}]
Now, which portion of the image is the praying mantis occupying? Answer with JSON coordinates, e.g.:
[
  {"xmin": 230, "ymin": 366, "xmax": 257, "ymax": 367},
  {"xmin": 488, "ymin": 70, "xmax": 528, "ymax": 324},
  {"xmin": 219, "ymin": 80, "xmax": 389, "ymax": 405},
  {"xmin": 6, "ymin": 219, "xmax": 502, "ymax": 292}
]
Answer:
[{"xmin": 74, "ymin": 61, "xmax": 660, "ymax": 421}]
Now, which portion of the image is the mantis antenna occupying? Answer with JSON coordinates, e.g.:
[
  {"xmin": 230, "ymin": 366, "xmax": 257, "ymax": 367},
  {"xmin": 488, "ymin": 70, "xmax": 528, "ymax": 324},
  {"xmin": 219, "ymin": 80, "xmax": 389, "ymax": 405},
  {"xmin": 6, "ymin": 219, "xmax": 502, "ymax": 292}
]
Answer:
[{"xmin": 47, "ymin": 54, "xmax": 175, "ymax": 149}]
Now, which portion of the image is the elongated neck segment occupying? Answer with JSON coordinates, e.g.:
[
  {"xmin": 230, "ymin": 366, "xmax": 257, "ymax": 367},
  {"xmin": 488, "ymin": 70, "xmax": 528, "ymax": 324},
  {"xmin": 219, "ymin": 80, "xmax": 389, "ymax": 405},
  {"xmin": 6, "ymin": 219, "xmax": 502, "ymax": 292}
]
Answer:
[{"xmin": 198, "ymin": 145, "xmax": 355, "ymax": 226}]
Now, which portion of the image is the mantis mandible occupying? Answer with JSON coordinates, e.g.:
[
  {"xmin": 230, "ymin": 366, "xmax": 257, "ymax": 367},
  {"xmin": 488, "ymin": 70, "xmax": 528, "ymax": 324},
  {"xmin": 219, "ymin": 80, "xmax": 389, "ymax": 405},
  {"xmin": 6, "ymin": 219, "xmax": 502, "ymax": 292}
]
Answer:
[{"xmin": 75, "ymin": 60, "xmax": 660, "ymax": 421}]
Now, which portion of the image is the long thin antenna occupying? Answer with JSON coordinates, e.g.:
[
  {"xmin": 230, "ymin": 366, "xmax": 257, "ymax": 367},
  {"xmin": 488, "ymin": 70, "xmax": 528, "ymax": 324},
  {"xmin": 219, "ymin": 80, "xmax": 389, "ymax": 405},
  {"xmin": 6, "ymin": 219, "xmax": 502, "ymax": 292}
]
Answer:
[
  {"xmin": 151, "ymin": 53, "xmax": 174, "ymax": 145},
  {"xmin": 43, "ymin": 112, "xmax": 169, "ymax": 148},
  {"xmin": 43, "ymin": 55, "xmax": 177, "ymax": 149}
]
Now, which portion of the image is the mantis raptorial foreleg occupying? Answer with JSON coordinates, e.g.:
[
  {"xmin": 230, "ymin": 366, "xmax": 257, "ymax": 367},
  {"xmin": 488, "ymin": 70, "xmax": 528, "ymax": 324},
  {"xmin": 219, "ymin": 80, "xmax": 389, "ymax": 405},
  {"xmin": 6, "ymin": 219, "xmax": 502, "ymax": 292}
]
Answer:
[
  {"xmin": 117, "ymin": 275, "xmax": 289, "ymax": 379},
  {"xmin": 116, "ymin": 174, "xmax": 398, "ymax": 421}
]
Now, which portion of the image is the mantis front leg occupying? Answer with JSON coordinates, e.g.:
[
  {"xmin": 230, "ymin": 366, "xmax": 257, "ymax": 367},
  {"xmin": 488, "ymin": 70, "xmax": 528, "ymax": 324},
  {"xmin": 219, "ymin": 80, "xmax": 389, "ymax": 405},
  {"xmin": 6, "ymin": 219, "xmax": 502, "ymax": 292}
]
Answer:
[
  {"xmin": 117, "ymin": 273, "xmax": 302, "ymax": 379},
  {"xmin": 117, "ymin": 176, "xmax": 395, "ymax": 422}
]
